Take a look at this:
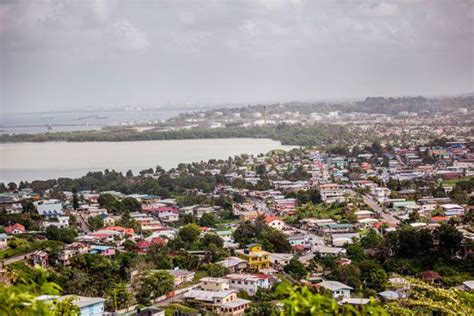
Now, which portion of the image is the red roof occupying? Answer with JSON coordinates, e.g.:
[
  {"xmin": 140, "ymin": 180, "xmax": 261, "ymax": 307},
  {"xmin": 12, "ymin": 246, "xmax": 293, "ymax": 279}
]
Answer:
[
  {"xmin": 5, "ymin": 223, "xmax": 25, "ymax": 234},
  {"xmin": 151, "ymin": 237, "xmax": 165, "ymax": 245},
  {"xmin": 264, "ymin": 215, "xmax": 280, "ymax": 223},
  {"xmin": 136, "ymin": 241, "xmax": 151, "ymax": 249},
  {"xmin": 431, "ymin": 216, "xmax": 449, "ymax": 222},
  {"xmin": 99, "ymin": 226, "xmax": 134, "ymax": 235}
]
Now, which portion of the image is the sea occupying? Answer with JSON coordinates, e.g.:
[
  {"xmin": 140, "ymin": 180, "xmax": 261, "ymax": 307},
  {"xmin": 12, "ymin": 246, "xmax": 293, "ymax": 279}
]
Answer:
[{"xmin": 0, "ymin": 139, "xmax": 296, "ymax": 183}]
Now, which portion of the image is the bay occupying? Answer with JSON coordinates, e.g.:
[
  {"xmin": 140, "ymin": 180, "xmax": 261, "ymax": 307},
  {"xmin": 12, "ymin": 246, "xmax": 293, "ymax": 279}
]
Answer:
[{"xmin": 0, "ymin": 138, "xmax": 296, "ymax": 183}]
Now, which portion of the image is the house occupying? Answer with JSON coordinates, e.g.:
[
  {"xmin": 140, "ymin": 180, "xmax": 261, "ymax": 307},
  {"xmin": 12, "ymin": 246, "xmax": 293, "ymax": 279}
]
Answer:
[
  {"xmin": 90, "ymin": 245, "xmax": 115, "ymax": 257},
  {"xmin": 216, "ymin": 230, "xmax": 233, "ymax": 242},
  {"xmin": 354, "ymin": 210, "xmax": 375, "ymax": 220},
  {"xmin": 135, "ymin": 241, "xmax": 152, "ymax": 254},
  {"xmin": 264, "ymin": 216, "xmax": 286, "ymax": 230},
  {"xmin": 0, "ymin": 233, "xmax": 7, "ymax": 249},
  {"xmin": 318, "ymin": 281, "xmax": 353, "ymax": 299},
  {"xmin": 42, "ymin": 215, "xmax": 70, "ymax": 229},
  {"xmin": 98, "ymin": 226, "xmax": 134, "ymax": 236},
  {"xmin": 441, "ymin": 204, "xmax": 464, "ymax": 217},
  {"xmin": 29, "ymin": 250, "xmax": 48, "ymax": 268},
  {"xmin": 167, "ymin": 269, "xmax": 195, "ymax": 286},
  {"xmin": 319, "ymin": 183, "xmax": 346, "ymax": 204},
  {"xmin": 269, "ymin": 253, "xmax": 294, "ymax": 269},
  {"xmin": 37, "ymin": 295, "xmax": 106, "ymax": 316},
  {"xmin": 462, "ymin": 280, "xmax": 474, "ymax": 291},
  {"xmin": 4, "ymin": 223, "xmax": 26, "ymax": 235},
  {"xmin": 217, "ymin": 257, "xmax": 249, "ymax": 273},
  {"xmin": 102, "ymin": 215, "xmax": 115, "ymax": 227},
  {"xmin": 239, "ymin": 211, "xmax": 262, "ymax": 222},
  {"xmin": 317, "ymin": 223, "xmax": 355, "ymax": 236},
  {"xmin": 235, "ymin": 244, "xmax": 271, "ymax": 271},
  {"xmin": 287, "ymin": 235, "xmax": 307, "ymax": 247},
  {"xmin": 144, "ymin": 206, "xmax": 179, "ymax": 222},
  {"xmin": 331, "ymin": 233, "xmax": 360, "ymax": 247},
  {"xmin": 200, "ymin": 277, "xmax": 230, "ymax": 291},
  {"xmin": 370, "ymin": 187, "xmax": 391, "ymax": 203},
  {"xmin": 35, "ymin": 201, "xmax": 64, "ymax": 218},
  {"xmin": 225, "ymin": 273, "xmax": 271, "ymax": 296},
  {"xmin": 378, "ymin": 290, "xmax": 400, "ymax": 301},
  {"xmin": 121, "ymin": 306, "xmax": 165, "ymax": 316},
  {"xmin": 314, "ymin": 246, "xmax": 346, "ymax": 257},
  {"xmin": 58, "ymin": 242, "xmax": 91, "ymax": 266},
  {"xmin": 184, "ymin": 278, "xmax": 250, "ymax": 315}
]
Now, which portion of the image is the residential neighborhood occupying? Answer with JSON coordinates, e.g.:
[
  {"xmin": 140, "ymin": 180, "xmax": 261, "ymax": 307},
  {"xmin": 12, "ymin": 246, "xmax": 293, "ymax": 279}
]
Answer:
[{"xmin": 1, "ymin": 133, "xmax": 473, "ymax": 315}]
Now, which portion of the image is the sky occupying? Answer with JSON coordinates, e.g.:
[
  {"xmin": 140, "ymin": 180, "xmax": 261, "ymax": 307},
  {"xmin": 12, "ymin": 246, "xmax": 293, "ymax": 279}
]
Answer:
[{"xmin": 1, "ymin": 0, "xmax": 473, "ymax": 113}]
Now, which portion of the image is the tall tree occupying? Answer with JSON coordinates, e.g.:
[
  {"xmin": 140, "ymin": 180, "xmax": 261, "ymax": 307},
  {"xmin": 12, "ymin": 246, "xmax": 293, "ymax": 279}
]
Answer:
[{"xmin": 72, "ymin": 187, "xmax": 79, "ymax": 210}]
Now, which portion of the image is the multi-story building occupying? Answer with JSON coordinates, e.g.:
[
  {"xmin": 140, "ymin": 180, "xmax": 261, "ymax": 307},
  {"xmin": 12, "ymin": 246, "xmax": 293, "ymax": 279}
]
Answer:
[
  {"xmin": 319, "ymin": 183, "xmax": 346, "ymax": 204},
  {"xmin": 184, "ymin": 277, "xmax": 250, "ymax": 315},
  {"xmin": 225, "ymin": 273, "xmax": 270, "ymax": 296},
  {"xmin": 235, "ymin": 244, "xmax": 271, "ymax": 271}
]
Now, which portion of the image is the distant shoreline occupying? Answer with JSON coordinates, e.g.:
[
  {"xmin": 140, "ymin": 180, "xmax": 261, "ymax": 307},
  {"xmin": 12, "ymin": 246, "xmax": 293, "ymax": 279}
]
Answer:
[{"xmin": 0, "ymin": 124, "xmax": 355, "ymax": 147}]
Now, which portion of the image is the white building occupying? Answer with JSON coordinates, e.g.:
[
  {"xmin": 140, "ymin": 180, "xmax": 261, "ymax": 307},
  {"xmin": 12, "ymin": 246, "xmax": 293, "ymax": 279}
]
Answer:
[
  {"xmin": 318, "ymin": 281, "xmax": 353, "ymax": 299},
  {"xmin": 225, "ymin": 273, "xmax": 270, "ymax": 296}
]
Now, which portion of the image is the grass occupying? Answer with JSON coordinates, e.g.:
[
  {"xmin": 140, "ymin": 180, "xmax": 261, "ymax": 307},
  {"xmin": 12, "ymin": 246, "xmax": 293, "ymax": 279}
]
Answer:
[
  {"xmin": 442, "ymin": 176, "xmax": 472, "ymax": 187},
  {"xmin": 0, "ymin": 238, "xmax": 63, "ymax": 260},
  {"xmin": 164, "ymin": 303, "xmax": 200, "ymax": 316}
]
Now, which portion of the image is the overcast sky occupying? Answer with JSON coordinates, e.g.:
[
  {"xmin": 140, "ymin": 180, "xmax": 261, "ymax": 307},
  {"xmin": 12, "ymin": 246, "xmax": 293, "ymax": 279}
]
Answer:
[{"xmin": 1, "ymin": 0, "xmax": 473, "ymax": 113}]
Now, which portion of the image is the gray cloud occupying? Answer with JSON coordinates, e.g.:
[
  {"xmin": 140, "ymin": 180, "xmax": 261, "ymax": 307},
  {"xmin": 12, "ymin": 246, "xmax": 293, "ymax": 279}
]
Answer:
[{"xmin": 1, "ymin": 0, "xmax": 473, "ymax": 112}]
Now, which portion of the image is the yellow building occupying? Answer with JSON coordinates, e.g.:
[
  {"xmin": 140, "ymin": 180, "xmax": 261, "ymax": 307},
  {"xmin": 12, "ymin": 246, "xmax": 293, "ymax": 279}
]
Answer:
[{"xmin": 235, "ymin": 243, "xmax": 270, "ymax": 270}]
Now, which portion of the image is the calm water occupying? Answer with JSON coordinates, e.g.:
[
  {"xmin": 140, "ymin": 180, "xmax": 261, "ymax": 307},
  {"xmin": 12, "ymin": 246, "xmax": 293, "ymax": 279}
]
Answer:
[{"xmin": 0, "ymin": 139, "xmax": 295, "ymax": 183}]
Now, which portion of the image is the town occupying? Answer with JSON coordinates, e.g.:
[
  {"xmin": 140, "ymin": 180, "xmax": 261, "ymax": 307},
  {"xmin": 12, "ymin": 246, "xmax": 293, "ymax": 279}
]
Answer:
[{"xmin": 1, "ymin": 133, "xmax": 473, "ymax": 315}]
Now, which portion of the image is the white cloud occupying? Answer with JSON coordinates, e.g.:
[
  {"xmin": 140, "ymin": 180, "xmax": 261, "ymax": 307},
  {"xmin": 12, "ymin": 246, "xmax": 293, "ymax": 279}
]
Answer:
[
  {"xmin": 110, "ymin": 20, "xmax": 149, "ymax": 52},
  {"xmin": 90, "ymin": 0, "xmax": 117, "ymax": 22}
]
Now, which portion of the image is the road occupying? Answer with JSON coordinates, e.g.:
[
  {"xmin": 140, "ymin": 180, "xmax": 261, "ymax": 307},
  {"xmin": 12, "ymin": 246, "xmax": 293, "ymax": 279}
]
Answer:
[
  {"xmin": 362, "ymin": 194, "xmax": 399, "ymax": 225},
  {"xmin": 74, "ymin": 212, "xmax": 92, "ymax": 233},
  {"xmin": 1, "ymin": 252, "xmax": 34, "ymax": 267}
]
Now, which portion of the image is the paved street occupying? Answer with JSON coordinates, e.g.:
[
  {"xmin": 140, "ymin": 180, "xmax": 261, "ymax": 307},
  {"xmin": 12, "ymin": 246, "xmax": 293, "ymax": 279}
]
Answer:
[
  {"xmin": 1, "ymin": 252, "xmax": 33, "ymax": 267},
  {"xmin": 362, "ymin": 194, "xmax": 399, "ymax": 225}
]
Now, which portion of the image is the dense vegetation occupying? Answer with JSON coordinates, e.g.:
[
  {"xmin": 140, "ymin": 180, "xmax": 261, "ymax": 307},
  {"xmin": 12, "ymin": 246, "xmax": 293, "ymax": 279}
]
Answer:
[{"xmin": 0, "ymin": 123, "xmax": 355, "ymax": 147}]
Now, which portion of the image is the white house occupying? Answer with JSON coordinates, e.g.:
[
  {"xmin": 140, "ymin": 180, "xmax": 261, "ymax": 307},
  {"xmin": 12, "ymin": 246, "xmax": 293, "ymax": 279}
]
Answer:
[
  {"xmin": 318, "ymin": 281, "xmax": 353, "ymax": 299},
  {"xmin": 225, "ymin": 273, "xmax": 270, "ymax": 296},
  {"xmin": 35, "ymin": 200, "xmax": 64, "ymax": 218},
  {"xmin": 264, "ymin": 216, "xmax": 286, "ymax": 230}
]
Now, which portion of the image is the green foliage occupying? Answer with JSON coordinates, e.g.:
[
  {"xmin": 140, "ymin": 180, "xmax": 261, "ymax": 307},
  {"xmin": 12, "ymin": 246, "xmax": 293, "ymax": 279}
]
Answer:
[
  {"xmin": 0, "ymin": 238, "xmax": 63, "ymax": 260},
  {"xmin": 45, "ymin": 226, "xmax": 78, "ymax": 244},
  {"xmin": 200, "ymin": 234, "xmax": 224, "ymax": 249},
  {"xmin": 276, "ymin": 282, "xmax": 388, "ymax": 315},
  {"xmin": 178, "ymin": 223, "xmax": 201, "ymax": 244},
  {"xmin": 198, "ymin": 213, "xmax": 218, "ymax": 228},
  {"xmin": 206, "ymin": 263, "xmax": 230, "ymax": 277},
  {"xmin": 51, "ymin": 296, "xmax": 80, "ymax": 316},
  {"xmin": 57, "ymin": 254, "xmax": 122, "ymax": 297},
  {"xmin": 98, "ymin": 194, "xmax": 141, "ymax": 214},
  {"xmin": 289, "ymin": 202, "xmax": 345, "ymax": 222},
  {"xmin": 284, "ymin": 258, "xmax": 307, "ymax": 280},
  {"xmin": 87, "ymin": 215, "xmax": 104, "ymax": 231},
  {"xmin": 0, "ymin": 266, "xmax": 62, "ymax": 316},
  {"xmin": 107, "ymin": 282, "xmax": 134, "ymax": 311},
  {"xmin": 384, "ymin": 277, "xmax": 474, "ymax": 314},
  {"xmin": 0, "ymin": 123, "xmax": 355, "ymax": 147},
  {"xmin": 133, "ymin": 270, "xmax": 175, "ymax": 305},
  {"xmin": 233, "ymin": 217, "xmax": 291, "ymax": 253}
]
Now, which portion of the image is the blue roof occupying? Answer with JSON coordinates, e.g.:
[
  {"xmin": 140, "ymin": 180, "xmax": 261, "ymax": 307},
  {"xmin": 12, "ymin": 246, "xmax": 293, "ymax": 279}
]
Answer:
[{"xmin": 91, "ymin": 245, "xmax": 111, "ymax": 251}]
